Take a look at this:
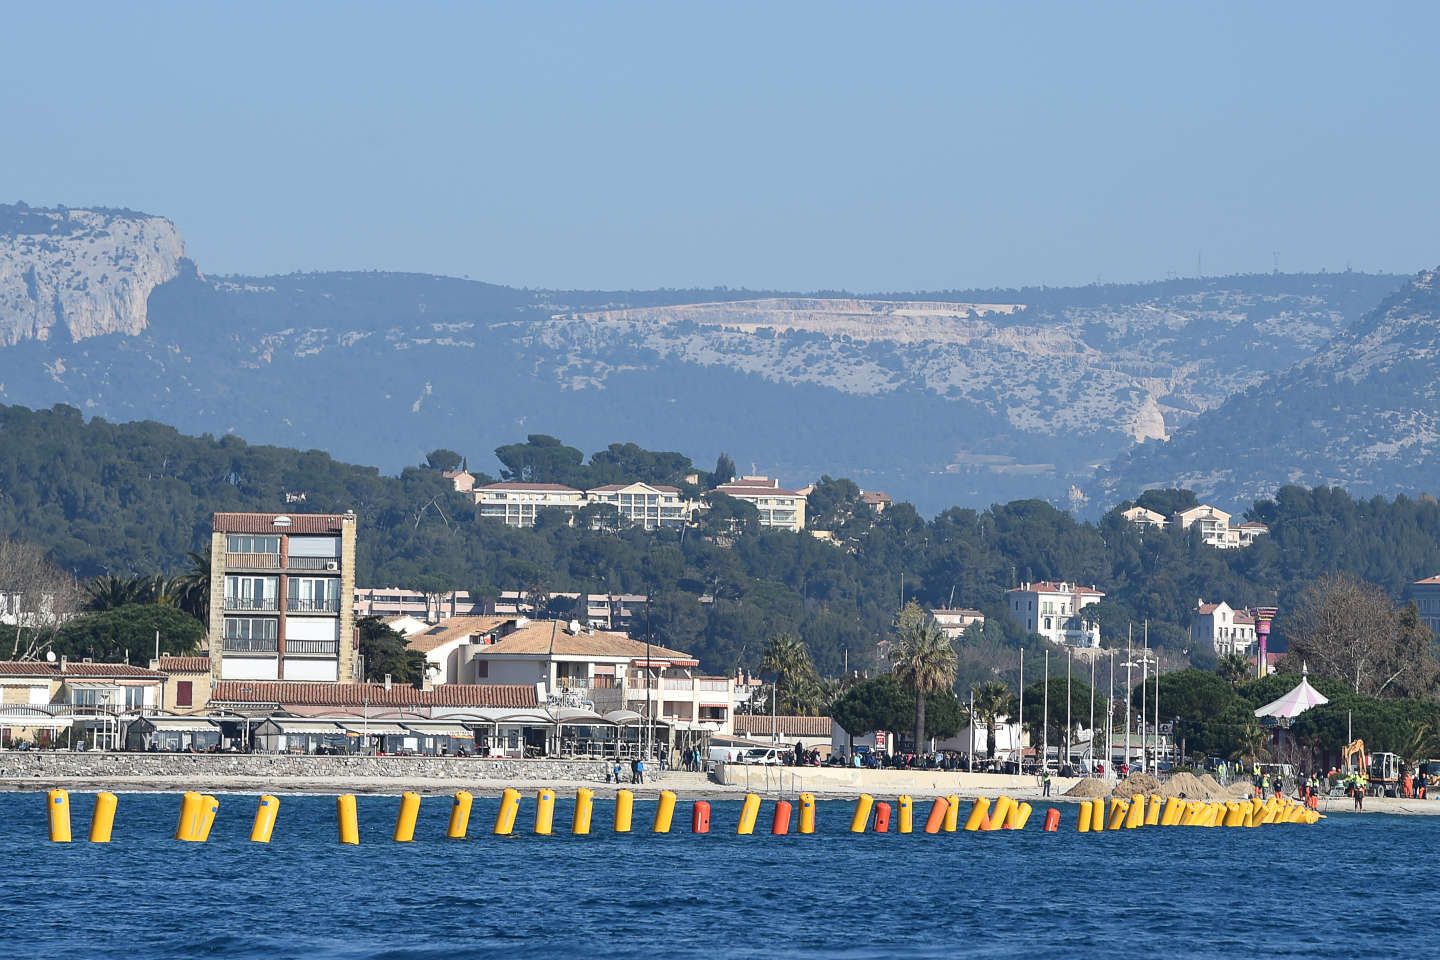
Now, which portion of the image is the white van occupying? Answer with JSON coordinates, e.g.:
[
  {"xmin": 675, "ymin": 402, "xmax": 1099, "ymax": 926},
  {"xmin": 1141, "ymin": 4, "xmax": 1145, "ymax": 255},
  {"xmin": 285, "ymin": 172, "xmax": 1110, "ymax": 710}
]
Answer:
[
  {"xmin": 709, "ymin": 745, "xmax": 747, "ymax": 765},
  {"xmin": 738, "ymin": 747, "xmax": 784, "ymax": 766}
]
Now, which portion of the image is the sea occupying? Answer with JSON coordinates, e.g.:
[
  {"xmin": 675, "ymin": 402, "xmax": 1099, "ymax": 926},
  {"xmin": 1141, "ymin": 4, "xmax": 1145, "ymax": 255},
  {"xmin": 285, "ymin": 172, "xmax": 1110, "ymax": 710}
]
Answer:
[{"xmin": 1, "ymin": 790, "xmax": 1418, "ymax": 958}]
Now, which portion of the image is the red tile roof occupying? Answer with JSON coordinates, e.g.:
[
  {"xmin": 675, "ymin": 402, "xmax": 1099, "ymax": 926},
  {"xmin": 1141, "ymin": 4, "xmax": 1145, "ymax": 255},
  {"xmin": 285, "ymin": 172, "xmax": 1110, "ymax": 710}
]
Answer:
[
  {"xmin": 1007, "ymin": 582, "xmax": 1105, "ymax": 596},
  {"xmin": 1196, "ymin": 603, "xmax": 1222, "ymax": 614},
  {"xmin": 213, "ymin": 512, "xmax": 353, "ymax": 534},
  {"xmin": 155, "ymin": 656, "xmax": 212, "ymax": 674},
  {"xmin": 209, "ymin": 681, "xmax": 537, "ymax": 709},
  {"xmin": 0, "ymin": 661, "xmax": 165, "ymax": 679},
  {"xmin": 732, "ymin": 715, "xmax": 833, "ymax": 737},
  {"xmin": 475, "ymin": 482, "xmax": 581, "ymax": 493},
  {"xmin": 406, "ymin": 616, "xmax": 515, "ymax": 653},
  {"xmin": 586, "ymin": 483, "xmax": 683, "ymax": 494}
]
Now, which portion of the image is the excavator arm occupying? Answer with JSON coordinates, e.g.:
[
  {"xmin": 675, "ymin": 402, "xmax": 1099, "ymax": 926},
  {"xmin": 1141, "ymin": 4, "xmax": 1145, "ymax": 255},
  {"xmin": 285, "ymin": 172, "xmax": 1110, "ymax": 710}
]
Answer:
[{"xmin": 1342, "ymin": 739, "xmax": 1368, "ymax": 775}]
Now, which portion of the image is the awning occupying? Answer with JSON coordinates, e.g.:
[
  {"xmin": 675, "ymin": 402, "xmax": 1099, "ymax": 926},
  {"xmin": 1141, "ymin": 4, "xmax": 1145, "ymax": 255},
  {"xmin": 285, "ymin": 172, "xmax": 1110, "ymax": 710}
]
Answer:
[
  {"xmin": 553, "ymin": 708, "xmax": 611, "ymax": 724},
  {"xmin": 136, "ymin": 718, "xmax": 220, "ymax": 732},
  {"xmin": 604, "ymin": 709, "xmax": 643, "ymax": 725},
  {"xmin": 339, "ymin": 722, "xmax": 409, "ymax": 736},
  {"xmin": 402, "ymin": 723, "xmax": 472, "ymax": 737},
  {"xmin": 258, "ymin": 720, "xmax": 344, "ymax": 734}
]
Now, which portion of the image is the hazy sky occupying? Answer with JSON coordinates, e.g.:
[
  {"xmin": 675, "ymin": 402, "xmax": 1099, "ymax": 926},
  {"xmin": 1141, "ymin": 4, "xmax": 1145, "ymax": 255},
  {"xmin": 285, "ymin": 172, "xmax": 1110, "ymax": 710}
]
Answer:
[{"xmin": 3, "ymin": 2, "xmax": 1436, "ymax": 290}]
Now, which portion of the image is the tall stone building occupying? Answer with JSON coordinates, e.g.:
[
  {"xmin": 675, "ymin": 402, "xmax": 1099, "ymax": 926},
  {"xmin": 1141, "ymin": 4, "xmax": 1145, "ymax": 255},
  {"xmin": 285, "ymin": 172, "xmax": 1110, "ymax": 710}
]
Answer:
[{"xmin": 208, "ymin": 512, "xmax": 358, "ymax": 683}]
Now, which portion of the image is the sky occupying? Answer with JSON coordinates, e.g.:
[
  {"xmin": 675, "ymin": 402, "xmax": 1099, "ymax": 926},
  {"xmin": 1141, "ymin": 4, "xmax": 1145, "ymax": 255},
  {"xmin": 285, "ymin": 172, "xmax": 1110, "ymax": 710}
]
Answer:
[{"xmin": 2, "ymin": 2, "xmax": 1437, "ymax": 291}]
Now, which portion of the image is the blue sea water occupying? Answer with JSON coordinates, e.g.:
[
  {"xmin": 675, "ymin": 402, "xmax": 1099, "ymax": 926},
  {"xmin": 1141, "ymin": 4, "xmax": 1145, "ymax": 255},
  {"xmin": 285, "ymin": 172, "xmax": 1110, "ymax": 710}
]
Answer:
[{"xmin": 0, "ymin": 791, "xmax": 1420, "ymax": 959}]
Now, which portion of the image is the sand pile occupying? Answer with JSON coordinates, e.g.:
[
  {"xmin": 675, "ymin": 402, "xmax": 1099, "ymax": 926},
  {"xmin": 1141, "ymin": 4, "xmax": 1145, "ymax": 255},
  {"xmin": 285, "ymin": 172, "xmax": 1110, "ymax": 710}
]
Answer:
[
  {"xmin": 1064, "ymin": 777, "xmax": 1112, "ymax": 798},
  {"xmin": 1112, "ymin": 772, "xmax": 1161, "ymax": 798},
  {"xmin": 1158, "ymin": 771, "xmax": 1213, "ymax": 799}
]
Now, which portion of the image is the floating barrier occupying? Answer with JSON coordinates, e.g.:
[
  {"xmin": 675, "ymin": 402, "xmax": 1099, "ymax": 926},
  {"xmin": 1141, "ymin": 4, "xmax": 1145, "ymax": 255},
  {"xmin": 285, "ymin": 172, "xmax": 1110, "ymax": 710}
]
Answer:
[
  {"xmin": 923, "ymin": 797, "xmax": 948, "ymax": 834},
  {"xmin": 1124, "ymin": 796, "xmax": 1145, "ymax": 829},
  {"xmin": 850, "ymin": 794, "xmax": 874, "ymax": 833},
  {"xmin": 1077, "ymin": 801, "xmax": 1092, "ymax": 833},
  {"xmin": 692, "ymin": 801, "xmax": 711, "ymax": 834},
  {"xmin": 945, "ymin": 795, "xmax": 962, "ymax": 832},
  {"xmin": 654, "ymin": 790, "xmax": 677, "ymax": 834},
  {"xmin": 449, "ymin": 791, "xmax": 473, "ymax": 839},
  {"xmin": 534, "ymin": 789, "xmax": 556, "ymax": 836},
  {"xmin": 897, "ymin": 795, "xmax": 913, "ymax": 834},
  {"xmin": 175, "ymin": 791, "xmax": 204, "ymax": 842},
  {"xmin": 873, "ymin": 801, "xmax": 891, "ymax": 833},
  {"xmin": 615, "ymin": 790, "xmax": 635, "ymax": 833},
  {"xmin": 799, "ymin": 792, "xmax": 817, "ymax": 834},
  {"xmin": 1041, "ymin": 807, "xmax": 1058, "ymax": 832},
  {"xmin": 983, "ymin": 796, "xmax": 1011, "ymax": 832},
  {"xmin": 737, "ymin": 793, "xmax": 761, "ymax": 835},
  {"xmin": 90, "ymin": 791, "xmax": 117, "ymax": 843},
  {"xmin": 338, "ymin": 794, "xmax": 360, "ymax": 845},
  {"xmin": 48, "ymin": 789, "xmax": 71, "ymax": 843},
  {"xmin": 1090, "ymin": 798, "xmax": 1106, "ymax": 833},
  {"xmin": 394, "ymin": 791, "xmax": 422, "ymax": 842},
  {"xmin": 959, "ymin": 796, "xmax": 983, "ymax": 832},
  {"xmin": 196, "ymin": 795, "xmax": 219, "ymax": 843},
  {"xmin": 1145, "ymin": 794, "xmax": 1162, "ymax": 826},
  {"xmin": 572, "ymin": 788, "xmax": 593, "ymax": 835},
  {"xmin": 773, "ymin": 800, "xmax": 793, "ymax": 835},
  {"xmin": 250, "ymin": 795, "xmax": 278, "ymax": 844},
  {"xmin": 494, "ymin": 788, "xmax": 520, "ymax": 836}
]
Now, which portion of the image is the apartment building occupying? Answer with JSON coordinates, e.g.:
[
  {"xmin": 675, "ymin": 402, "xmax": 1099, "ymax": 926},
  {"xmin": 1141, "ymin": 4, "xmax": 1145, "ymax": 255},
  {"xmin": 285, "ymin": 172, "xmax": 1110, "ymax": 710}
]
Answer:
[
  {"xmin": 1189, "ymin": 600, "xmax": 1258, "ymax": 657},
  {"xmin": 1411, "ymin": 576, "xmax": 1440, "ymax": 634},
  {"xmin": 353, "ymin": 586, "xmax": 489, "ymax": 621},
  {"xmin": 1172, "ymin": 505, "xmax": 1268, "ymax": 549},
  {"xmin": 1005, "ymin": 581, "xmax": 1104, "ymax": 648},
  {"xmin": 584, "ymin": 482, "xmax": 692, "ymax": 530},
  {"xmin": 473, "ymin": 482, "xmax": 585, "ymax": 527},
  {"xmin": 209, "ymin": 512, "xmax": 357, "ymax": 684},
  {"xmin": 1120, "ymin": 506, "xmax": 1168, "ymax": 529},
  {"xmin": 714, "ymin": 475, "xmax": 808, "ymax": 531},
  {"xmin": 466, "ymin": 620, "xmax": 737, "ymax": 734},
  {"xmin": 929, "ymin": 607, "xmax": 986, "ymax": 641}
]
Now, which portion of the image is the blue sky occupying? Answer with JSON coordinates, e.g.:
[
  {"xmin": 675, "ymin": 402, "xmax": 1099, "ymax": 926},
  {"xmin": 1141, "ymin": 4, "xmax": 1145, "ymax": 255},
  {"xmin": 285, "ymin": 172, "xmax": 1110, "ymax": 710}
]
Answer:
[{"xmin": 2, "ymin": 2, "xmax": 1436, "ymax": 290}]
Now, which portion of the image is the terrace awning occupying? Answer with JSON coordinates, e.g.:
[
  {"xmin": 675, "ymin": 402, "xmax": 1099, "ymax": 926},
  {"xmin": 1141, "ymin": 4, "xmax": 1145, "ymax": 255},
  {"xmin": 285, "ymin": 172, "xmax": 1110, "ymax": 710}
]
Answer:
[
  {"xmin": 1254, "ymin": 668, "xmax": 1330, "ymax": 720},
  {"xmin": 339, "ymin": 722, "xmax": 408, "ymax": 736},
  {"xmin": 402, "ymin": 723, "xmax": 472, "ymax": 737}
]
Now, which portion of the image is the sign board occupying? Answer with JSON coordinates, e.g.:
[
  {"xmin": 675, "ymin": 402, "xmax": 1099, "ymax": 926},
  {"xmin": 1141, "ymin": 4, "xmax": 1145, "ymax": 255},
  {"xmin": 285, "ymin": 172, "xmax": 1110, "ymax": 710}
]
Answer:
[
  {"xmin": 874, "ymin": 730, "xmax": 888, "ymax": 750},
  {"xmin": 1158, "ymin": 722, "xmax": 1174, "ymax": 735}
]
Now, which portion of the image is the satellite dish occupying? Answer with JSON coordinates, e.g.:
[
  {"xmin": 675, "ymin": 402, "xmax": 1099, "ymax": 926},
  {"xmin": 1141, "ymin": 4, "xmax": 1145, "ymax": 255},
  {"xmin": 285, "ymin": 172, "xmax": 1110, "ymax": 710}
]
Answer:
[
  {"xmin": 46, "ymin": 651, "xmax": 57, "ymax": 662},
  {"xmin": 568, "ymin": 620, "xmax": 582, "ymax": 635}
]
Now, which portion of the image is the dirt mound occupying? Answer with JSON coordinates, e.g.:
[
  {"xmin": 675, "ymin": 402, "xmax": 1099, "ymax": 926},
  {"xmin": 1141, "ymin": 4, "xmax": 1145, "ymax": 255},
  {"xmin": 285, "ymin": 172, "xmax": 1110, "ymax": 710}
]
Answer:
[
  {"xmin": 1158, "ymin": 771, "xmax": 1213, "ymax": 799},
  {"xmin": 1112, "ymin": 772, "xmax": 1162, "ymax": 798},
  {"xmin": 1064, "ymin": 777, "xmax": 1111, "ymax": 798}
]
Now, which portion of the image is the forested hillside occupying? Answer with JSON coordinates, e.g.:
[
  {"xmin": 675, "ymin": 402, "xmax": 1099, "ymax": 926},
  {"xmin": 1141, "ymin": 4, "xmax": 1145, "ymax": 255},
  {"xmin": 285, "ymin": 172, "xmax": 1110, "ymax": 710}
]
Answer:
[{"xmin": 4, "ymin": 403, "xmax": 1440, "ymax": 679}]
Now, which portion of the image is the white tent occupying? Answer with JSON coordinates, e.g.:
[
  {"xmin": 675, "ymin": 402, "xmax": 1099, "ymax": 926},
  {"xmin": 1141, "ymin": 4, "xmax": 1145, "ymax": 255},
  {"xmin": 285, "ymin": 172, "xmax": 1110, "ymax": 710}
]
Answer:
[{"xmin": 1254, "ymin": 667, "xmax": 1330, "ymax": 720}]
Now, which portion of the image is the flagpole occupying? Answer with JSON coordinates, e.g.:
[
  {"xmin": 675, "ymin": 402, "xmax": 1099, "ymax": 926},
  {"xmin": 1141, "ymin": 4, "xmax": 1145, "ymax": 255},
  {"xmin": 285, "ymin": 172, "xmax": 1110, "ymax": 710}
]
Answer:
[
  {"xmin": 1088, "ymin": 653, "xmax": 1096, "ymax": 771},
  {"xmin": 1018, "ymin": 648, "xmax": 1024, "ymax": 773},
  {"xmin": 1042, "ymin": 650, "xmax": 1049, "ymax": 777},
  {"xmin": 1125, "ymin": 624, "xmax": 1133, "ymax": 774},
  {"xmin": 1065, "ymin": 648, "xmax": 1072, "ymax": 771}
]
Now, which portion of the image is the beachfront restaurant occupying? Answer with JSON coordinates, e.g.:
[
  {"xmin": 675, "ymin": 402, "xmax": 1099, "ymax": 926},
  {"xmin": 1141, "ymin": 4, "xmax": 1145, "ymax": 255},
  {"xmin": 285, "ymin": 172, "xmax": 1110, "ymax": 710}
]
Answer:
[
  {"xmin": 252, "ymin": 718, "xmax": 353, "ymax": 755},
  {"xmin": 125, "ymin": 716, "xmax": 222, "ymax": 752},
  {"xmin": 337, "ymin": 719, "xmax": 477, "ymax": 756}
]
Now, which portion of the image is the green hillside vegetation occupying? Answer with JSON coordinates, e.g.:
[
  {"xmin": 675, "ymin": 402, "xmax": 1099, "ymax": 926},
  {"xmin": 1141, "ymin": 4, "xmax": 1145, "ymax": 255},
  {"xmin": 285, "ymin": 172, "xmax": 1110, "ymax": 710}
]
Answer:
[{"xmin": 4, "ymin": 403, "xmax": 1440, "ymax": 695}]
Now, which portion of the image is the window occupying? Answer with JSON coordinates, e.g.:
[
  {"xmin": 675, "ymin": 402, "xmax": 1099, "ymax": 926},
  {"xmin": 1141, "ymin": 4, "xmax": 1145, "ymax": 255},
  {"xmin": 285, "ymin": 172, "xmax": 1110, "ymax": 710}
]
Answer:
[
  {"xmin": 474, "ymin": 661, "xmax": 489, "ymax": 678},
  {"xmin": 225, "ymin": 575, "xmax": 277, "ymax": 609},
  {"xmin": 224, "ymin": 617, "xmax": 278, "ymax": 640},
  {"xmin": 176, "ymin": 681, "xmax": 193, "ymax": 708},
  {"xmin": 126, "ymin": 686, "xmax": 146, "ymax": 709},
  {"xmin": 227, "ymin": 535, "xmax": 280, "ymax": 554}
]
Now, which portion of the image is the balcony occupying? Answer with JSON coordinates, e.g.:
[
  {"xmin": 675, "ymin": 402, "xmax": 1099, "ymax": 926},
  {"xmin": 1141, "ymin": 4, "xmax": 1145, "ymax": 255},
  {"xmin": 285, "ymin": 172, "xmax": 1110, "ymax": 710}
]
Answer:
[
  {"xmin": 223, "ymin": 596, "xmax": 278, "ymax": 612},
  {"xmin": 288, "ymin": 556, "xmax": 341, "ymax": 572},
  {"xmin": 287, "ymin": 597, "xmax": 341, "ymax": 614},
  {"xmin": 222, "ymin": 636, "xmax": 278, "ymax": 654},
  {"xmin": 225, "ymin": 552, "xmax": 280, "ymax": 570},
  {"xmin": 285, "ymin": 639, "xmax": 338, "ymax": 656}
]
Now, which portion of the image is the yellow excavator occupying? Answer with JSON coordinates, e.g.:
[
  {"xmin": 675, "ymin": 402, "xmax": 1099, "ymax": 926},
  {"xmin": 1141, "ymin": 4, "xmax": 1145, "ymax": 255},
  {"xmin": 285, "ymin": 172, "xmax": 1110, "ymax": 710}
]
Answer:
[{"xmin": 1342, "ymin": 739, "xmax": 1368, "ymax": 776}]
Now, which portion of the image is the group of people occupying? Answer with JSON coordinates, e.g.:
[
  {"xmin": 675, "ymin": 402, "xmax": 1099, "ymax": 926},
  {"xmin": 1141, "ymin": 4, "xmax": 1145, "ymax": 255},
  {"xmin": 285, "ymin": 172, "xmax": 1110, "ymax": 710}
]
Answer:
[{"xmin": 606, "ymin": 757, "xmax": 648, "ymax": 784}]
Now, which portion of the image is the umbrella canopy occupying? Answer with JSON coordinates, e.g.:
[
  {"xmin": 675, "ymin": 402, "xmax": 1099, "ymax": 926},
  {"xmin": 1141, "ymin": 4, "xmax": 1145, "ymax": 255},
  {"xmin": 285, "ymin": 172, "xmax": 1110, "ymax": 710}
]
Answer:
[{"xmin": 1254, "ymin": 670, "xmax": 1330, "ymax": 719}]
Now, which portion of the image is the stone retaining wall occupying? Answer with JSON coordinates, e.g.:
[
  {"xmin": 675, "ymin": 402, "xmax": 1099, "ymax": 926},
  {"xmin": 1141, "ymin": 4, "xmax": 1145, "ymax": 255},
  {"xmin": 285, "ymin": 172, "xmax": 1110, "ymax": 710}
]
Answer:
[{"xmin": 0, "ymin": 752, "xmax": 611, "ymax": 783}]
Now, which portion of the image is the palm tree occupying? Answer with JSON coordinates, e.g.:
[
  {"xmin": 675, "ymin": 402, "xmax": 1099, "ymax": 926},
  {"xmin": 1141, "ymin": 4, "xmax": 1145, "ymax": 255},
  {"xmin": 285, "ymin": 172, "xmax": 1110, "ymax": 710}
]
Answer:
[
  {"xmin": 1217, "ymin": 653, "xmax": 1250, "ymax": 686},
  {"xmin": 84, "ymin": 574, "xmax": 162, "ymax": 611},
  {"xmin": 760, "ymin": 632, "xmax": 820, "ymax": 714},
  {"xmin": 890, "ymin": 601, "xmax": 957, "ymax": 751},
  {"xmin": 168, "ymin": 549, "xmax": 211, "ymax": 624},
  {"xmin": 971, "ymin": 680, "xmax": 1016, "ymax": 760}
]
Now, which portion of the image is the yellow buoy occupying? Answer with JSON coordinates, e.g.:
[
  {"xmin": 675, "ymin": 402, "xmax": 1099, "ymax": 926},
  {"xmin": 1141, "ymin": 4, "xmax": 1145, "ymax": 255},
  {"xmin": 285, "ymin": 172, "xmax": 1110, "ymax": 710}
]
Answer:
[
  {"xmin": 1107, "ymin": 799, "xmax": 1128, "ymax": 831},
  {"xmin": 572, "ymin": 788, "xmax": 594, "ymax": 835},
  {"xmin": 47, "ymin": 789, "xmax": 72, "ymax": 843},
  {"xmin": 984, "ymin": 796, "xmax": 1013, "ymax": 832},
  {"xmin": 448, "ymin": 791, "xmax": 473, "ymax": 839},
  {"xmin": 90, "ymin": 791, "xmax": 117, "ymax": 843},
  {"xmin": 653, "ymin": 790, "xmax": 677, "ymax": 833},
  {"xmin": 175, "ymin": 791, "xmax": 204, "ymax": 842},
  {"xmin": 194, "ymin": 795, "xmax": 219, "ymax": 842},
  {"xmin": 534, "ymin": 789, "xmax": 556, "ymax": 836},
  {"xmin": 615, "ymin": 789, "xmax": 635, "ymax": 833},
  {"xmin": 1077, "ymin": 800, "xmax": 1092, "ymax": 832},
  {"xmin": 393, "ymin": 791, "xmax": 422, "ymax": 842},
  {"xmin": 1013, "ymin": 802, "xmax": 1033, "ymax": 830},
  {"xmin": 337, "ymin": 794, "xmax": 360, "ymax": 845},
  {"xmin": 896, "ymin": 795, "xmax": 913, "ymax": 834},
  {"xmin": 961, "ymin": 797, "xmax": 987, "ymax": 832},
  {"xmin": 1089, "ymin": 798, "xmax": 1106, "ymax": 832},
  {"xmin": 1145, "ymin": 794, "xmax": 1162, "ymax": 826},
  {"xmin": 800, "ymin": 792, "xmax": 818, "ymax": 834},
  {"xmin": 1160, "ymin": 796, "xmax": 1181, "ymax": 826},
  {"xmin": 737, "ymin": 793, "xmax": 761, "ymax": 835},
  {"xmin": 494, "ymin": 787, "xmax": 521, "ymax": 835},
  {"xmin": 1125, "ymin": 795, "xmax": 1145, "ymax": 829},
  {"xmin": 850, "ymin": 794, "xmax": 875, "ymax": 833},
  {"xmin": 250, "ymin": 795, "xmax": 279, "ymax": 843}
]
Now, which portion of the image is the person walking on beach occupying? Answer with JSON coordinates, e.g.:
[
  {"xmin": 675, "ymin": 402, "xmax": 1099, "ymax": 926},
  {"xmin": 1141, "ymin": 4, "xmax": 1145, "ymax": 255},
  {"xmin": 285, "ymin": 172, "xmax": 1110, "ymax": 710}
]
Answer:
[{"xmin": 1042, "ymin": 772, "xmax": 1052, "ymax": 797}]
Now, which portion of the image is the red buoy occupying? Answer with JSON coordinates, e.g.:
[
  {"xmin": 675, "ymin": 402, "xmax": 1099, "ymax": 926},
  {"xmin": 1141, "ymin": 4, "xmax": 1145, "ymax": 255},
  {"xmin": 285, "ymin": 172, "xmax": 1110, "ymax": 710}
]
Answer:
[
  {"xmin": 772, "ymin": 800, "xmax": 792, "ymax": 835},
  {"xmin": 1043, "ymin": 808, "xmax": 1061, "ymax": 832},
  {"xmin": 873, "ymin": 801, "xmax": 892, "ymax": 833},
  {"xmin": 692, "ymin": 801, "xmax": 711, "ymax": 834}
]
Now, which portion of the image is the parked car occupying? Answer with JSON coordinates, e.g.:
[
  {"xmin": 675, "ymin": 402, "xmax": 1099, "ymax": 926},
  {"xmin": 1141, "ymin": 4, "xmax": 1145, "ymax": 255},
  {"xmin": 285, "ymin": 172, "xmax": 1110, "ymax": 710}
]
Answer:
[{"xmin": 738, "ymin": 747, "xmax": 784, "ymax": 765}]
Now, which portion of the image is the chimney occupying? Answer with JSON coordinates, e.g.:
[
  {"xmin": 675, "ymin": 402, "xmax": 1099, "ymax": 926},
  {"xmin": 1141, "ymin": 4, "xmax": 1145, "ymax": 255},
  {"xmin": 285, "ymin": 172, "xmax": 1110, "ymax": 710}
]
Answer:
[
  {"xmin": 59, "ymin": 655, "xmax": 68, "ymax": 672},
  {"xmin": 383, "ymin": 673, "xmax": 392, "ymax": 693}
]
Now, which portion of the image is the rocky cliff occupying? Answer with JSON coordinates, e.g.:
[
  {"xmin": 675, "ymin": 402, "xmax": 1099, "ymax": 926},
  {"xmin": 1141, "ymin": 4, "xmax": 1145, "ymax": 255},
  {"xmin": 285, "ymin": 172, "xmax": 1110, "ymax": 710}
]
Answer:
[{"xmin": 0, "ymin": 204, "xmax": 184, "ymax": 346}]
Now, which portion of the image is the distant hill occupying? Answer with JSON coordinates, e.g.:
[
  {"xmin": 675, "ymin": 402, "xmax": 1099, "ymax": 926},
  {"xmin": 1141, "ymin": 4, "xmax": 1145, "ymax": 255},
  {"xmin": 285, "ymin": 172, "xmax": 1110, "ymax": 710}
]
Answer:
[
  {"xmin": 1095, "ymin": 266, "xmax": 1440, "ymax": 508},
  {"xmin": 0, "ymin": 202, "xmax": 1407, "ymax": 511}
]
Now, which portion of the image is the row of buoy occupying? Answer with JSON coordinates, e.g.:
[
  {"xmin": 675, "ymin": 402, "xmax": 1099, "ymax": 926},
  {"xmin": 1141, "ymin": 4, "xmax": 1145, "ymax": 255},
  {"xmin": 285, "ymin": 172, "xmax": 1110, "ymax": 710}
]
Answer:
[
  {"xmin": 1073, "ymin": 792, "xmax": 1322, "ymax": 831},
  {"xmin": 45, "ymin": 787, "xmax": 1319, "ymax": 844}
]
